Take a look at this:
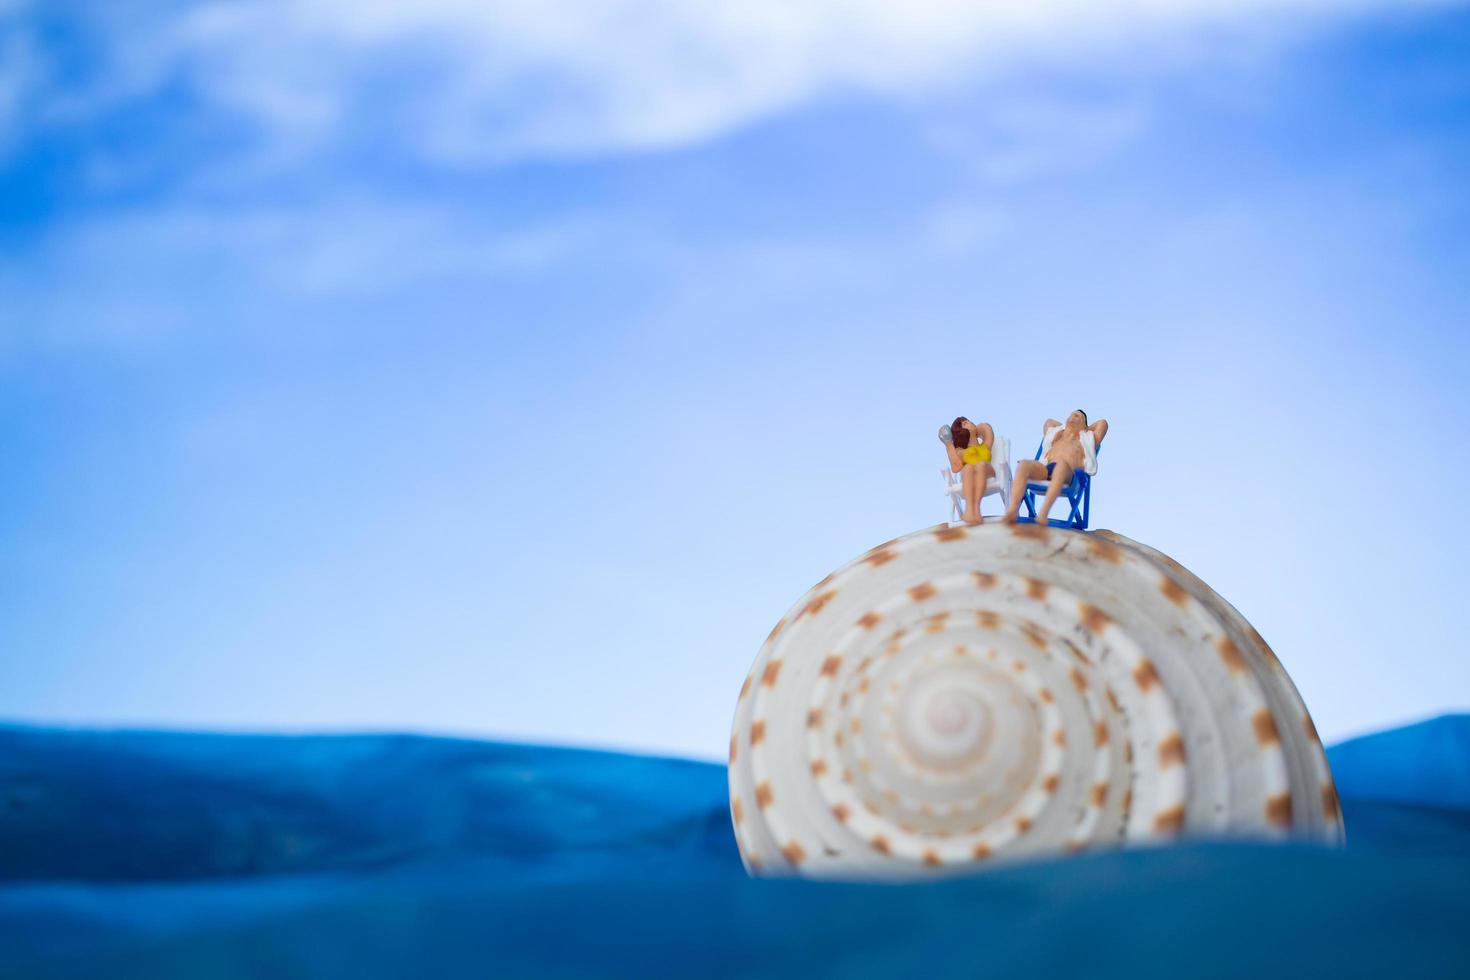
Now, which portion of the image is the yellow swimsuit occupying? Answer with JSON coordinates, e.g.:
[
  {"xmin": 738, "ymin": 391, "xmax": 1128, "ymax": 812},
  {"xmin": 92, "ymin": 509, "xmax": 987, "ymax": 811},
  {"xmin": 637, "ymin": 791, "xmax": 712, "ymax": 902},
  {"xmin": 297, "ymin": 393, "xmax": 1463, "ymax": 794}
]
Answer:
[{"xmin": 961, "ymin": 442, "xmax": 991, "ymax": 465}]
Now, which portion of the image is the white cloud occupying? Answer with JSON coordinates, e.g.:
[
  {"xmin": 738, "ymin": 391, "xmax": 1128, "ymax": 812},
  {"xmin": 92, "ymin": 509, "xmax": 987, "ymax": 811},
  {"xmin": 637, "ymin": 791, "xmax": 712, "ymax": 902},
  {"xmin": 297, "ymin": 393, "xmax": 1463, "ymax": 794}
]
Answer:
[
  {"xmin": 7, "ymin": 0, "xmax": 1447, "ymax": 169},
  {"xmin": 0, "ymin": 197, "xmax": 609, "ymax": 354}
]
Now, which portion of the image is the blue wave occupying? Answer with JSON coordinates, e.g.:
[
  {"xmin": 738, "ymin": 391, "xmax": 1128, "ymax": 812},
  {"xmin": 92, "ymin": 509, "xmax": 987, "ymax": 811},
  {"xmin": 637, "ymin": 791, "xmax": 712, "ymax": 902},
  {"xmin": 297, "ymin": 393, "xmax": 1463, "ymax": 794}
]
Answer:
[{"xmin": 1, "ymin": 716, "xmax": 1467, "ymax": 978}]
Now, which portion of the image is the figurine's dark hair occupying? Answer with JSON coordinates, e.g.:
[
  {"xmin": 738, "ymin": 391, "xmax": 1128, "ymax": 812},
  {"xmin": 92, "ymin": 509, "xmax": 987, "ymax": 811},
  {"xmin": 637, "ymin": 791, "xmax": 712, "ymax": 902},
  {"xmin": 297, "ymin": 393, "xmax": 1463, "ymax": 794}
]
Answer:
[
  {"xmin": 1075, "ymin": 409, "xmax": 1088, "ymax": 425},
  {"xmin": 952, "ymin": 424, "xmax": 972, "ymax": 449},
  {"xmin": 952, "ymin": 416, "xmax": 969, "ymax": 432}
]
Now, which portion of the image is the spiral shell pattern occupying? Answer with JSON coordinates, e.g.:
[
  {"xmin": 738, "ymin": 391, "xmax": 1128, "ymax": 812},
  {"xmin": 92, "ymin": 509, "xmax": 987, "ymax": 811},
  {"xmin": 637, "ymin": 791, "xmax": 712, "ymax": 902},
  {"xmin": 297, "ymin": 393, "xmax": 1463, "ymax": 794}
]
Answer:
[{"xmin": 728, "ymin": 523, "xmax": 1342, "ymax": 880}]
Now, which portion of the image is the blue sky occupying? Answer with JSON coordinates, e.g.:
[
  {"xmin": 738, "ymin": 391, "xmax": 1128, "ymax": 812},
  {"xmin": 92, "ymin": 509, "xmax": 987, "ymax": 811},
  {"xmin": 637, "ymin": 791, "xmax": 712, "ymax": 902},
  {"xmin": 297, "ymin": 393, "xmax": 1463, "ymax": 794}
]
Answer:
[{"xmin": 1, "ymin": 1, "xmax": 1467, "ymax": 761}]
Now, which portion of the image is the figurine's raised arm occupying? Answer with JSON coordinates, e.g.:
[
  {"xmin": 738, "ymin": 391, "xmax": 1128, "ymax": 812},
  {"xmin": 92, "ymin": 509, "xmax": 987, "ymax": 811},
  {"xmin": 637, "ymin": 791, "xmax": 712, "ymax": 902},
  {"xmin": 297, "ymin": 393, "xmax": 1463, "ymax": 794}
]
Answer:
[
  {"xmin": 944, "ymin": 440, "xmax": 964, "ymax": 474},
  {"xmin": 1090, "ymin": 419, "xmax": 1109, "ymax": 446},
  {"xmin": 975, "ymin": 421, "xmax": 994, "ymax": 449},
  {"xmin": 1043, "ymin": 418, "xmax": 1061, "ymax": 436}
]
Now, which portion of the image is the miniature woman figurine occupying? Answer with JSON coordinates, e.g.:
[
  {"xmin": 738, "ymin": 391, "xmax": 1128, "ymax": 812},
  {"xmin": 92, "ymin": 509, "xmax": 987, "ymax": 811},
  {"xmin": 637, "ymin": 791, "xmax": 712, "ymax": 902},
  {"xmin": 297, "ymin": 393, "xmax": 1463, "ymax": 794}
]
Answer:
[{"xmin": 944, "ymin": 416, "xmax": 996, "ymax": 525}]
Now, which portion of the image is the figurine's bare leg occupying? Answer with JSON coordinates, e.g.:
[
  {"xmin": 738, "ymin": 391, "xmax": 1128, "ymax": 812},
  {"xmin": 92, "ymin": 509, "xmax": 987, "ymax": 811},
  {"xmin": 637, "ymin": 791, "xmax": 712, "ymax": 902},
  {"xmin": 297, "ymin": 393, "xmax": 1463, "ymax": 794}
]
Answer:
[
  {"xmin": 1003, "ymin": 461, "xmax": 1044, "ymax": 522},
  {"xmin": 974, "ymin": 462, "xmax": 994, "ymax": 523},
  {"xmin": 961, "ymin": 466, "xmax": 982, "ymax": 524},
  {"xmin": 1035, "ymin": 462, "xmax": 1075, "ymax": 524}
]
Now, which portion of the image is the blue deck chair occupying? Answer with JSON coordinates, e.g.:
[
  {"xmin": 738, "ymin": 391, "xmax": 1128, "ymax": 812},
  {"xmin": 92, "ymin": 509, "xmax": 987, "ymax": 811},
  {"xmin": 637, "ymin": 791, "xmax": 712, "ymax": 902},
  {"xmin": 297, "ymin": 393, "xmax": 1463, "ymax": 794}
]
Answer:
[{"xmin": 1018, "ymin": 439, "xmax": 1101, "ymax": 530}]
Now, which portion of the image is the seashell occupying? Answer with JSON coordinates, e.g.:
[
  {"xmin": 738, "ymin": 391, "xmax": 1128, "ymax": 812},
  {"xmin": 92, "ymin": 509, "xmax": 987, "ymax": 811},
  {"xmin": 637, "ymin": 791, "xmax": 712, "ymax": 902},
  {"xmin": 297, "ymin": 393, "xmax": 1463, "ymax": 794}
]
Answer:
[{"xmin": 728, "ymin": 523, "xmax": 1342, "ymax": 880}]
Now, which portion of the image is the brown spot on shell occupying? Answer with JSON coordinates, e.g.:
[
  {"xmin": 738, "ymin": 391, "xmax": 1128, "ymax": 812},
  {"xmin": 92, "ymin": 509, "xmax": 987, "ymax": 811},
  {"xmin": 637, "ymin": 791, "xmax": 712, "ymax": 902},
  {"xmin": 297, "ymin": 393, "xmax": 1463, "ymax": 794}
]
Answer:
[
  {"xmin": 1021, "ymin": 622, "xmax": 1048, "ymax": 650},
  {"xmin": 810, "ymin": 759, "xmax": 828, "ymax": 777},
  {"xmin": 1012, "ymin": 524, "xmax": 1047, "ymax": 540},
  {"xmin": 748, "ymin": 855, "xmax": 763, "ymax": 871},
  {"xmin": 1070, "ymin": 668, "xmax": 1088, "ymax": 693},
  {"xmin": 1266, "ymin": 793, "xmax": 1293, "ymax": 828},
  {"xmin": 801, "ymin": 590, "xmax": 838, "ymax": 618},
  {"xmin": 732, "ymin": 798, "xmax": 743, "ymax": 824},
  {"xmin": 871, "ymin": 835, "xmax": 892, "ymax": 854},
  {"xmin": 842, "ymin": 768, "xmax": 853, "ymax": 784},
  {"xmin": 1322, "ymin": 783, "xmax": 1340, "ymax": 819},
  {"xmin": 925, "ymin": 612, "xmax": 951, "ymax": 633},
  {"xmin": 1015, "ymin": 817, "xmax": 1033, "ymax": 834},
  {"xmin": 1133, "ymin": 659, "xmax": 1161, "ymax": 692},
  {"xmin": 755, "ymin": 782, "xmax": 773, "ymax": 808},
  {"xmin": 729, "ymin": 736, "xmax": 737, "ymax": 764},
  {"xmin": 972, "ymin": 843, "xmax": 993, "ymax": 860},
  {"xmin": 739, "ymin": 676, "xmax": 751, "ymax": 700},
  {"xmin": 1105, "ymin": 687, "xmax": 1123, "ymax": 712},
  {"xmin": 1217, "ymin": 636, "xmax": 1246, "ymax": 675},
  {"xmin": 1158, "ymin": 577, "xmax": 1189, "ymax": 607},
  {"xmin": 1025, "ymin": 577, "xmax": 1049, "ymax": 601},
  {"xmin": 858, "ymin": 676, "xmax": 871, "ymax": 693},
  {"xmin": 1043, "ymin": 774, "xmax": 1060, "ymax": 793},
  {"xmin": 1158, "ymin": 733, "xmax": 1186, "ymax": 767},
  {"xmin": 832, "ymin": 803, "xmax": 851, "ymax": 823},
  {"xmin": 821, "ymin": 655, "xmax": 842, "ymax": 677},
  {"xmin": 762, "ymin": 660, "xmax": 783, "ymax": 687},
  {"xmin": 1012, "ymin": 660, "xmax": 1027, "ymax": 673},
  {"xmin": 1091, "ymin": 783, "xmax": 1109, "ymax": 807},
  {"xmin": 1253, "ymin": 709, "xmax": 1281, "ymax": 746},
  {"xmin": 1079, "ymin": 603, "xmax": 1112, "ymax": 634},
  {"xmin": 934, "ymin": 525, "xmax": 967, "ymax": 542},
  {"xmin": 1154, "ymin": 804, "xmax": 1186, "ymax": 833},
  {"xmin": 750, "ymin": 721, "xmax": 766, "ymax": 745},
  {"xmin": 857, "ymin": 611, "xmax": 881, "ymax": 630},
  {"xmin": 1039, "ymin": 688, "xmax": 1055, "ymax": 703},
  {"xmin": 1252, "ymin": 627, "xmax": 1283, "ymax": 668},
  {"xmin": 1303, "ymin": 714, "xmax": 1320, "ymax": 742},
  {"xmin": 765, "ymin": 618, "xmax": 787, "ymax": 644},
  {"xmin": 807, "ymin": 708, "xmax": 824, "ymax": 728},
  {"xmin": 1095, "ymin": 721, "xmax": 1109, "ymax": 747},
  {"xmin": 908, "ymin": 582, "xmax": 937, "ymax": 602},
  {"xmin": 864, "ymin": 548, "xmax": 898, "ymax": 567},
  {"xmin": 850, "ymin": 717, "xmax": 863, "ymax": 734},
  {"xmin": 922, "ymin": 850, "xmax": 942, "ymax": 866},
  {"xmin": 977, "ymin": 610, "xmax": 1000, "ymax": 629},
  {"xmin": 782, "ymin": 841, "xmax": 806, "ymax": 864},
  {"xmin": 1087, "ymin": 539, "xmax": 1124, "ymax": 563},
  {"xmin": 1053, "ymin": 730, "xmax": 1067, "ymax": 747},
  {"xmin": 973, "ymin": 572, "xmax": 997, "ymax": 589}
]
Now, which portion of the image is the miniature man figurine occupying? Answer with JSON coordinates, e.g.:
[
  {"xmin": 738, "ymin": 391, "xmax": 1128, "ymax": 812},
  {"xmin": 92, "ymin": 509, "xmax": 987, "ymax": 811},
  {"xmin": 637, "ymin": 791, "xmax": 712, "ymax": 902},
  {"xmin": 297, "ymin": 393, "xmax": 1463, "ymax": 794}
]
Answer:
[
  {"xmin": 1002, "ymin": 410, "xmax": 1109, "ymax": 526},
  {"xmin": 943, "ymin": 416, "xmax": 996, "ymax": 525}
]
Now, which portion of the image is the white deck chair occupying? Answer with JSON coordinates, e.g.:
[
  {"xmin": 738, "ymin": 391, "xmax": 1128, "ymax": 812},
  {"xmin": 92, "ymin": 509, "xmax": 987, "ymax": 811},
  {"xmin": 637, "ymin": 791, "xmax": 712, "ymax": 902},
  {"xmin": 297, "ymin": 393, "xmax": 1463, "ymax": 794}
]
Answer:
[{"xmin": 942, "ymin": 436, "xmax": 1012, "ymax": 522}]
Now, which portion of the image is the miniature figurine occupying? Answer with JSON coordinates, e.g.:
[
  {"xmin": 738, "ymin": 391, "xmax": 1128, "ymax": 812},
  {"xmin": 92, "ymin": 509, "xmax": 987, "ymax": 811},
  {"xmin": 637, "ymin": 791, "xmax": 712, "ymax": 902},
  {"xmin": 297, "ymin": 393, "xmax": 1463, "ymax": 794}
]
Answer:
[
  {"xmin": 1002, "ymin": 410, "xmax": 1108, "ymax": 525},
  {"xmin": 942, "ymin": 416, "xmax": 996, "ymax": 525}
]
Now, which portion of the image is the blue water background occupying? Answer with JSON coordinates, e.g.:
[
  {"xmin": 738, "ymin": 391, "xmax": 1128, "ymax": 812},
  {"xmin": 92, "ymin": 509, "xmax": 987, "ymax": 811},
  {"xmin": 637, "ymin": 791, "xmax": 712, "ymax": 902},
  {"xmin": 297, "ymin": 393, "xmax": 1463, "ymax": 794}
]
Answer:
[{"xmin": 1, "ymin": 716, "xmax": 1466, "ymax": 978}]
